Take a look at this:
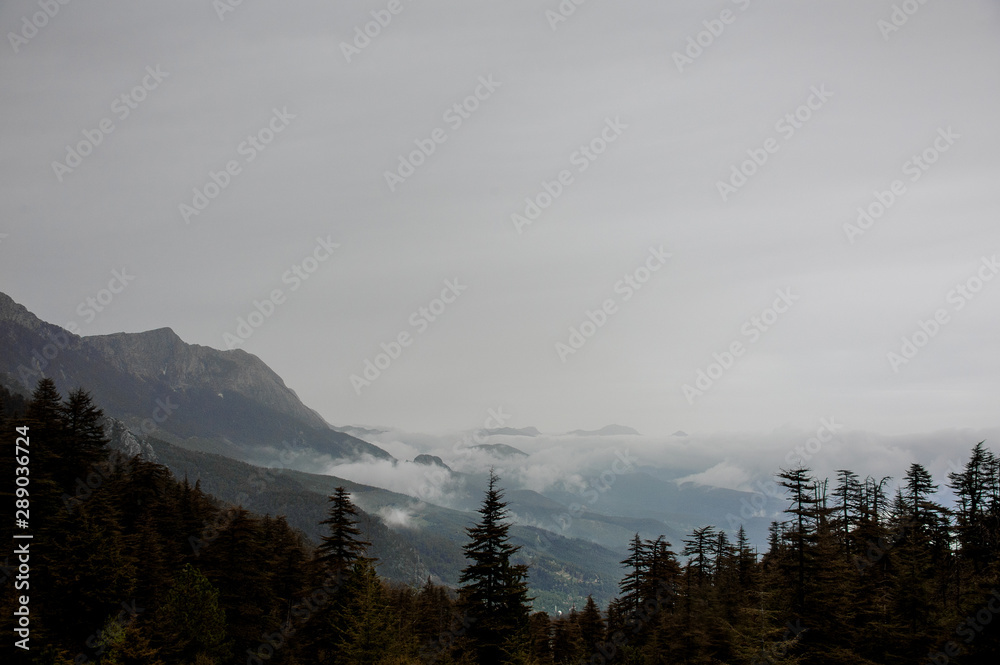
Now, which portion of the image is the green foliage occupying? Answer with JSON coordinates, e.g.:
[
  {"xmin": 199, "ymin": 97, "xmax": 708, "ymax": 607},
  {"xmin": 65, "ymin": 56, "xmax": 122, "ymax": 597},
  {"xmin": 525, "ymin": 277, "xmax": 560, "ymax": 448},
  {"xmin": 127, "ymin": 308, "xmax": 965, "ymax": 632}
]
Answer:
[
  {"xmin": 96, "ymin": 615, "xmax": 164, "ymax": 665},
  {"xmin": 336, "ymin": 560, "xmax": 399, "ymax": 664},
  {"xmin": 155, "ymin": 563, "xmax": 230, "ymax": 663}
]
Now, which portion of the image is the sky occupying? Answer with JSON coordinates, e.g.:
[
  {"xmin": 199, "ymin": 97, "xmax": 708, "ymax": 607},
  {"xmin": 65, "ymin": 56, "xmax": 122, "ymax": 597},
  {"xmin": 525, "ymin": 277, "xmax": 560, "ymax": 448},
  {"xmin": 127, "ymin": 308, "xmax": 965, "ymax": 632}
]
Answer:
[{"xmin": 2, "ymin": 0, "xmax": 999, "ymax": 438}]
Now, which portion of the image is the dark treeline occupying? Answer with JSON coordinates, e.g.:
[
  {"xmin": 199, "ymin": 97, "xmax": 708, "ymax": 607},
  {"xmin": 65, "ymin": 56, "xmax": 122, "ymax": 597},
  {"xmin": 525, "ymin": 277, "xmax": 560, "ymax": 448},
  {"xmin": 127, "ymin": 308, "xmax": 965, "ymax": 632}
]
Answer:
[
  {"xmin": 2, "ymin": 380, "xmax": 999, "ymax": 665},
  {"xmin": 591, "ymin": 457, "xmax": 999, "ymax": 665}
]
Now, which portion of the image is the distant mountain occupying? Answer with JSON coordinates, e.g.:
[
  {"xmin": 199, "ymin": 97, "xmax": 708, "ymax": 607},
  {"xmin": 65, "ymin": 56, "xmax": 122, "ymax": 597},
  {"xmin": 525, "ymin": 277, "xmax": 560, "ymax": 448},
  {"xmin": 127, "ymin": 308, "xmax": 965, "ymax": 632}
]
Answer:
[
  {"xmin": 0, "ymin": 291, "xmax": 392, "ymax": 466},
  {"xmin": 413, "ymin": 454, "xmax": 452, "ymax": 471},
  {"xmin": 568, "ymin": 424, "xmax": 640, "ymax": 436},
  {"xmin": 542, "ymin": 470, "xmax": 784, "ymax": 546},
  {"xmin": 505, "ymin": 488, "xmax": 684, "ymax": 551},
  {"xmin": 672, "ymin": 430, "xmax": 689, "ymax": 437},
  {"xmin": 470, "ymin": 443, "xmax": 528, "ymax": 457},
  {"xmin": 480, "ymin": 426, "xmax": 540, "ymax": 437}
]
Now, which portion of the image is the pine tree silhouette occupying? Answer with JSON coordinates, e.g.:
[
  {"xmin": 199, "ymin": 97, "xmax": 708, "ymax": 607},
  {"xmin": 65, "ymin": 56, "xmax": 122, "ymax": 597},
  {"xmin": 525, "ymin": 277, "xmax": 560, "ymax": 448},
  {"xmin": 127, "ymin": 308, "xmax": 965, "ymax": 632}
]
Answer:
[
  {"xmin": 459, "ymin": 469, "xmax": 532, "ymax": 665},
  {"xmin": 316, "ymin": 486, "xmax": 372, "ymax": 580}
]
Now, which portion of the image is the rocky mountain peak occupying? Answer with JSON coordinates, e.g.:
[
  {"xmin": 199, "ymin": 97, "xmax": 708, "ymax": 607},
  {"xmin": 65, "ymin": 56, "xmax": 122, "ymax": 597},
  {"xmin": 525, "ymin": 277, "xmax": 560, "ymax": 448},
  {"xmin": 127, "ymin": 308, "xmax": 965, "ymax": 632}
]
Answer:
[{"xmin": 105, "ymin": 417, "xmax": 158, "ymax": 462}]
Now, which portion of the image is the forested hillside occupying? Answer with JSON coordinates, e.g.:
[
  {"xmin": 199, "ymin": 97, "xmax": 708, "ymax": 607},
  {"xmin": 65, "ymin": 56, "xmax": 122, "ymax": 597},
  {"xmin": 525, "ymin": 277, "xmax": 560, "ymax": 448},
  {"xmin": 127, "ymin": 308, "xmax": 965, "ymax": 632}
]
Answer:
[{"xmin": 2, "ymin": 380, "xmax": 998, "ymax": 664}]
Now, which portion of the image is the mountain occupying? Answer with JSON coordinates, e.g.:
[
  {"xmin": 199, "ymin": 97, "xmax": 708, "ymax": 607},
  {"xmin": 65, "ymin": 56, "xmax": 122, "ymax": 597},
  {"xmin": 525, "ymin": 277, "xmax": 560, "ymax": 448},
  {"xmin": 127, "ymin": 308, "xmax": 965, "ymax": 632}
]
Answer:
[
  {"xmin": 469, "ymin": 443, "xmax": 528, "ymax": 457},
  {"xmin": 0, "ymin": 291, "xmax": 391, "ymax": 466},
  {"xmin": 541, "ymin": 470, "xmax": 784, "ymax": 546},
  {"xmin": 413, "ymin": 454, "xmax": 452, "ymax": 471},
  {"xmin": 0, "ymin": 293, "xmax": 628, "ymax": 607},
  {"xmin": 505, "ymin": 488, "xmax": 685, "ymax": 552},
  {"xmin": 144, "ymin": 434, "xmax": 622, "ymax": 608},
  {"xmin": 105, "ymin": 415, "xmax": 158, "ymax": 461},
  {"xmin": 568, "ymin": 424, "xmax": 641, "ymax": 436}
]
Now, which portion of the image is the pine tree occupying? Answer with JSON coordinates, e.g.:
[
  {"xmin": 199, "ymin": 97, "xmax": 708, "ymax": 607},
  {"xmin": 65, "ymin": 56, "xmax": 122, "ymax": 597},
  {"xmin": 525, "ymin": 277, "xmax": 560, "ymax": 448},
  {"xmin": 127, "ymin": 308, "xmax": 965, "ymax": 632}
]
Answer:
[
  {"xmin": 199, "ymin": 507, "xmax": 280, "ymax": 661},
  {"xmin": 576, "ymin": 595, "xmax": 606, "ymax": 659},
  {"xmin": 642, "ymin": 536, "xmax": 681, "ymax": 614},
  {"xmin": 263, "ymin": 515, "xmax": 311, "ymax": 624},
  {"xmin": 316, "ymin": 487, "xmax": 372, "ymax": 581},
  {"xmin": 301, "ymin": 490, "xmax": 375, "ymax": 665},
  {"xmin": 25, "ymin": 378, "xmax": 68, "ymax": 517},
  {"xmin": 682, "ymin": 526, "xmax": 718, "ymax": 584},
  {"xmin": 27, "ymin": 377, "xmax": 63, "ymax": 425},
  {"xmin": 458, "ymin": 470, "xmax": 532, "ymax": 665},
  {"xmin": 551, "ymin": 612, "xmax": 583, "ymax": 665},
  {"xmin": 735, "ymin": 526, "xmax": 757, "ymax": 587},
  {"xmin": 949, "ymin": 442, "xmax": 994, "ymax": 575},
  {"xmin": 59, "ymin": 387, "xmax": 109, "ymax": 483},
  {"xmin": 336, "ymin": 560, "xmax": 399, "ymax": 665},
  {"xmin": 413, "ymin": 576, "xmax": 454, "ymax": 645},
  {"xmin": 528, "ymin": 612, "xmax": 554, "ymax": 665},
  {"xmin": 618, "ymin": 533, "xmax": 647, "ymax": 616},
  {"xmin": 831, "ymin": 469, "xmax": 862, "ymax": 555},
  {"xmin": 777, "ymin": 467, "xmax": 819, "ymax": 612}
]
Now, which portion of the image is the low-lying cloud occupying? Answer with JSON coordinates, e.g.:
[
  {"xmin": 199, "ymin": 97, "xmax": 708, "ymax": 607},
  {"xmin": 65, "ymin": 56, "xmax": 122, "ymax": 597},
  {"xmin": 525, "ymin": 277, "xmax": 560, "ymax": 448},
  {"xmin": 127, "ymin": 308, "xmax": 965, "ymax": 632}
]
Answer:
[{"xmin": 326, "ymin": 424, "xmax": 999, "ymax": 510}]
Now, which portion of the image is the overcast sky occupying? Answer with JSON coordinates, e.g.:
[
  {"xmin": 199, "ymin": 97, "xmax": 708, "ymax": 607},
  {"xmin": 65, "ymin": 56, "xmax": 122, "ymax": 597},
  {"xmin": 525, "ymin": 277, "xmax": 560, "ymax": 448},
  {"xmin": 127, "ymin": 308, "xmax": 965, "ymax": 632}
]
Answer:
[{"xmin": 2, "ymin": 0, "xmax": 999, "ymax": 438}]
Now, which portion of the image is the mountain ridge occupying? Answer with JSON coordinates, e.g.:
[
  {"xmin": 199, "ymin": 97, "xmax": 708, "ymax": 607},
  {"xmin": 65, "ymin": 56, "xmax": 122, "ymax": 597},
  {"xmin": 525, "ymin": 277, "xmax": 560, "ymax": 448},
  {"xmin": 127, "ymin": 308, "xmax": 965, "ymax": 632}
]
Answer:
[
  {"xmin": 0, "ymin": 291, "xmax": 391, "ymax": 465},
  {"xmin": 568, "ymin": 424, "xmax": 641, "ymax": 436}
]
